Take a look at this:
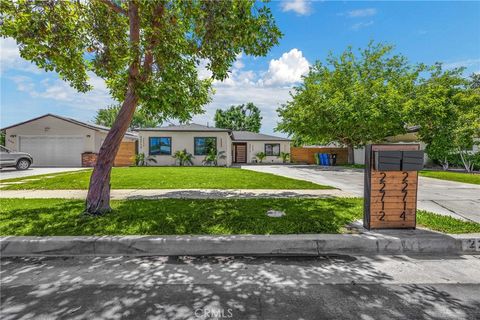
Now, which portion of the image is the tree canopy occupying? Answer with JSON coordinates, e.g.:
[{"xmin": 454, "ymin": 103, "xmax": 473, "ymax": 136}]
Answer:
[
  {"xmin": 0, "ymin": 0, "xmax": 281, "ymax": 214},
  {"xmin": 214, "ymin": 102, "xmax": 262, "ymax": 132},
  {"xmin": 277, "ymin": 42, "xmax": 422, "ymax": 163},
  {"xmin": 95, "ymin": 105, "xmax": 161, "ymax": 129}
]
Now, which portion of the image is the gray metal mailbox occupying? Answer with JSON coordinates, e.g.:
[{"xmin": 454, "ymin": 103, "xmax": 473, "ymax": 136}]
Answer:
[
  {"xmin": 402, "ymin": 150, "xmax": 424, "ymax": 171},
  {"xmin": 374, "ymin": 150, "xmax": 423, "ymax": 171}
]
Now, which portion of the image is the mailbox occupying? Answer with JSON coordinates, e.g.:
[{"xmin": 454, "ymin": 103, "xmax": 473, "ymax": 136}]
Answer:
[{"xmin": 364, "ymin": 144, "xmax": 424, "ymax": 230}]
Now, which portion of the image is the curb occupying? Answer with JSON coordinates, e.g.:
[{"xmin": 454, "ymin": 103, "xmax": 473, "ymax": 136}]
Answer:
[{"xmin": 1, "ymin": 233, "xmax": 479, "ymax": 257}]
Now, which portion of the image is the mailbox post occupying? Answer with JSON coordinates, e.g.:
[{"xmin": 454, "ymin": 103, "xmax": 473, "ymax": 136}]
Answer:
[{"xmin": 364, "ymin": 144, "xmax": 424, "ymax": 230}]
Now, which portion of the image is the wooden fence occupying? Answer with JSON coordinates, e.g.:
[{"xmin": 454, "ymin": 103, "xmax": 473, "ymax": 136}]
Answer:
[{"xmin": 290, "ymin": 147, "xmax": 349, "ymax": 165}]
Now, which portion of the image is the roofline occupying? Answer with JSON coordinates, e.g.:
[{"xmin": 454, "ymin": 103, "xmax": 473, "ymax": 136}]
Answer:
[
  {"xmin": 232, "ymin": 138, "xmax": 292, "ymax": 142},
  {"xmin": 136, "ymin": 128, "xmax": 232, "ymax": 132},
  {"xmin": 1, "ymin": 113, "xmax": 137, "ymax": 138}
]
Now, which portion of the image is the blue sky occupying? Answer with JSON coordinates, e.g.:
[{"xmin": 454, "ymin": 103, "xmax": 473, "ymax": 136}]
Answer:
[{"xmin": 1, "ymin": 0, "xmax": 479, "ymax": 136}]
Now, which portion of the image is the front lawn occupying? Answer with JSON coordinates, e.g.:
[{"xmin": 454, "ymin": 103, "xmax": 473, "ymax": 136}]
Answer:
[
  {"xmin": 0, "ymin": 167, "xmax": 330, "ymax": 190},
  {"xmin": 1, "ymin": 198, "xmax": 478, "ymax": 236},
  {"xmin": 419, "ymin": 170, "xmax": 480, "ymax": 185},
  {"xmin": 0, "ymin": 198, "xmax": 361, "ymax": 235}
]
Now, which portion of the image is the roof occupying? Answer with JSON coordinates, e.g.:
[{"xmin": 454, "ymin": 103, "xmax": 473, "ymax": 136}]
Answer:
[
  {"xmin": 137, "ymin": 123, "xmax": 231, "ymax": 132},
  {"xmin": 1, "ymin": 113, "xmax": 138, "ymax": 139},
  {"xmin": 231, "ymin": 131, "xmax": 291, "ymax": 141}
]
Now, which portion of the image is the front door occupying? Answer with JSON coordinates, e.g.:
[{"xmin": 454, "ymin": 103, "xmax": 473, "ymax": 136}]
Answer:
[{"xmin": 234, "ymin": 143, "xmax": 247, "ymax": 163}]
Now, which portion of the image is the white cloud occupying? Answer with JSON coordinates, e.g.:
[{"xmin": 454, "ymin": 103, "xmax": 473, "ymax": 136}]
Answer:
[
  {"xmin": 0, "ymin": 38, "xmax": 41, "ymax": 74},
  {"xmin": 351, "ymin": 20, "xmax": 374, "ymax": 31},
  {"xmin": 262, "ymin": 49, "xmax": 310, "ymax": 86},
  {"xmin": 443, "ymin": 58, "xmax": 480, "ymax": 70},
  {"xmin": 281, "ymin": 0, "xmax": 312, "ymax": 16},
  {"xmin": 346, "ymin": 8, "xmax": 377, "ymax": 18}
]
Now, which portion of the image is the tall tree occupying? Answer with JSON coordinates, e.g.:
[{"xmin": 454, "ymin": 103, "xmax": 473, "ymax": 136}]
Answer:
[
  {"xmin": 1, "ymin": 0, "xmax": 281, "ymax": 214},
  {"xmin": 277, "ymin": 42, "xmax": 422, "ymax": 163},
  {"xmin": 95, "ymin": 105, "xmax": 161, "ymax": 129},
  {"xmin": 407, "ymin": 64, "xmax": 480, "ymax": 171},
  {"xmin": 214, "ymin": 102, "xmax": 262, "ymax": 132}
]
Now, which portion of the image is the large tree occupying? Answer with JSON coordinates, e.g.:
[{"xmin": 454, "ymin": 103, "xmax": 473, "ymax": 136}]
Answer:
[
  {"xmin": 277, "ymin": 42, "xmax": 422, "ymax": 163},
  {"xmin": 95, "ymin": 105, "xmax": 161, "ymax": 129},
  {"xmin": 214, "ymin": 102, "xmax": 262, "ymax": 132},
  {"xmin": 1, "ymin": 0, "xmax": 281, "ymax": 214},
  {"xmin": 406, "ymin": 65, "xmax": 480, "ymax": 171}
]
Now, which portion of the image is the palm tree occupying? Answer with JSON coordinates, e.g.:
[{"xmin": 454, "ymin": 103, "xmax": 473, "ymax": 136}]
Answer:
[
  {"xmin": 173, "ymin": 149, "xmax": 194, "ymax": 166},
  {"xmin": 278, "ymin": 152, "xmax": 290, "ymax": 163},
  {"xmin": 256, "ymin": 152, "xmax": 266, "ymax": 163},
  {"xmin": 203, "ymin": 150, "xmax": 226, "ymax": 166}
]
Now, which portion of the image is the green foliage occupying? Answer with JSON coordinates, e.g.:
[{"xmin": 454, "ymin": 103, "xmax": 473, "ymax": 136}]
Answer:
[
  {"xmin": 0, "ymin": 132, "xmax": 5, "ymax": 146},
  {"xmin": 420, "ymin": 170, "xmax": 480, "ymax": 185},
  {"xmin": 134, "ymin": 153, "xmax": 157, "ymax": 166},
  {"xmin": 279, "ymin": 152, "xmax": 290, "ymax": 163},
  {"xmin": 203, "ymin": 150, "xmax": 226, "ymax": 166},
  {"xmin": 277, "ymin": 42, "xmax": 423, "ymax": 157},
  {"xmin": 172, "ymin": 149, "xmax": 194, "ymax": 166},
  {"xmin": 95, "ymin": 105, "xmax": 161, "ymax": 129},
  {"xmin": 1, "ymin": 0, "xmax": 282, "ymax": 123},
  {"xmin": 417, "ymin": 210, "xmax": 480, "ymax": 234},
  {"xmin": 255, "ymin": 152, "xmax": 266, "ymax": 163},
  {"xmin": 214, "ymin": 102, "xmax": 262, "ymax": 132},
  {"xmin": 406, "ymin": 64, "xmax": 480, "ymax": 172},
  {"xmin": 1, "ymin": 167, "xmax": 330, "ymax": 190}
]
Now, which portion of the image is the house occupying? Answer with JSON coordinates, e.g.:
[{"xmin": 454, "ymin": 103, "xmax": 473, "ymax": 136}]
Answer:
[
  {"xmin": 1, "ymin": 114, "xmax": 137, "ymax": 167},
  {"xmin": 136, "ymin": 123, "xmax": 291, "ymax": 166}
]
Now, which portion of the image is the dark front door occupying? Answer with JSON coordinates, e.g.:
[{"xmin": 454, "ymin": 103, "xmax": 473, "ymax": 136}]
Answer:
[{"xmin": 234, "ymin": 143, "xmax": 247, "ymax": 163}]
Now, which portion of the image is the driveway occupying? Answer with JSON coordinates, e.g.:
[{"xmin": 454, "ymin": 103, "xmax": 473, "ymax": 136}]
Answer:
[
  {"xmin": 242, "ymin": 165, "xmax": 480, "ymax": 223},
  {"xmin": 0, "ymin": 167, "xmax": 86, "ymax": 180}
]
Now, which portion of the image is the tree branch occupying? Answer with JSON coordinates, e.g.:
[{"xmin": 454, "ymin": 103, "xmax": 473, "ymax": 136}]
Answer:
[
  {"xmin": 98, "ymin": 0, "xmax": 127, "ymax": 15},
  {"xmin": 141, "ymin": 3, "xmax": 164, "ymax": 79}
]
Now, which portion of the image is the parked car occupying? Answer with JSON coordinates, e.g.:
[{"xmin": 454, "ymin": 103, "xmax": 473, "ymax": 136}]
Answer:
[{"xmin": 0, "ymin": 146, "xmax": 33, "ymax": 170}]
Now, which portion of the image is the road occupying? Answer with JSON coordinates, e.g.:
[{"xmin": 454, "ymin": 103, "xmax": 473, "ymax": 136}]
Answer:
[
  {"xmin": 1, "ymin": 255, "xmax": 479, "ymax": 320},
  {"xmin": 242, "ymin": 165, "xmax": 480, "ymax": 223}
]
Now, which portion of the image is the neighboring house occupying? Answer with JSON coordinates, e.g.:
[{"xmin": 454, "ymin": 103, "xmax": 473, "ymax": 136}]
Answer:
[
  {"xmin": 136, "ymin": 123, "xmax": 291, "ymax": 166},
  {"xmin": 1, "ymin": 114, "xmax": 137, "ymax": 167}
]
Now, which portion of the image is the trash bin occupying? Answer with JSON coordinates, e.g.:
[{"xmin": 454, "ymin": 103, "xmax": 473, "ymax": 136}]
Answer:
[{"xmin": 331, "ymin": 153, "xmax": 337, "ymax": 166}]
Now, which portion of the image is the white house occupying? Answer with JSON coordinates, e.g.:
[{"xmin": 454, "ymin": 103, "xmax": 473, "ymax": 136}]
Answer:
[{"xmin": 136, "ymin": 123, "xmax": 291, "ymax": 166}]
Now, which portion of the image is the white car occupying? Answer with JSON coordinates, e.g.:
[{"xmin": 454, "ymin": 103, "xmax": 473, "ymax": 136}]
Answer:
[{"xmin": 0, "ymin": 146, "xmax": 33, "ymax": 170}]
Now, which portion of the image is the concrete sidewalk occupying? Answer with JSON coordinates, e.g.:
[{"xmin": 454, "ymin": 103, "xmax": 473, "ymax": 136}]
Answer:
[
  {"xmin": 243, "ymin": 165, "xmax": 480, "ymax": 223},
  {"xmin": 0, "ymin": 188, "xmax": 355, "ymax": 199}
]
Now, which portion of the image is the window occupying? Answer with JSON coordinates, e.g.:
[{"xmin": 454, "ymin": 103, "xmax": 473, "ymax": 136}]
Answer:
[
  {"xmin": 265, "ymin": 143, "xmax": 280, "ymax": 156},
  {"xmin": 149, "ymin": 137, "xmax": 171, "ymax": 155},
  {"xmin": 194, "ymin": 137, "xmax": 217, "ymax": 155}
]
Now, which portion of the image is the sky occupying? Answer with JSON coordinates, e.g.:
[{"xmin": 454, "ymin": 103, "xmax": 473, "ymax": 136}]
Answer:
[{"xmin": 1, "ymin": 1, "xmax": 479, "ymax": 136}]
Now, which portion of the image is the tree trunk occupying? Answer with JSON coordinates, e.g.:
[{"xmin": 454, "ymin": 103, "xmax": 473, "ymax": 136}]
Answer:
[
  {"xmin": 347, "ymin": 144, "xmax": 355, "ymax": 165},
  {"xmin": 85, "ymin": 89, "xmax": 139, "ymax": 214},
  {"xmin": 84, "ymin": 0, "xmax": 141, "ymax": 215}
]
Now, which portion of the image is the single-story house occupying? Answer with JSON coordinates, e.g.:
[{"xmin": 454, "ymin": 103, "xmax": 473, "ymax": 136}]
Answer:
[
  {"xmin": 137, "ymin": 123, "xmax": 291, "ymax": 166},
  {"xmin": 1, "ymin": 114, "xmax": 137, "ymax": 167}
]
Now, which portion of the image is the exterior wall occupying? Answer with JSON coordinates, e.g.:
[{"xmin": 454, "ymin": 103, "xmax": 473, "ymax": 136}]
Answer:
[
  {"xmin": 354, "ymin": 142, "xmax": 429, "ymax": 165},
  {"xmin": 291, "ymin": 147, "xmax": 348, "ymax": 165},
  {"xmin": 236, "ymin": 140, "xmax": 291, "ymax": 164},
  {"xmin": 138, "ymin": 130, "xmax": 232, "ymax": 166},
  {"xmin": 5, "ymin": 115, "xmax": 96, "ymax": 152}
]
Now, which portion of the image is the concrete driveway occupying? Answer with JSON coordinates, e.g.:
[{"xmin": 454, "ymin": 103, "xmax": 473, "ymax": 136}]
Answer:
[
  {"xmin": 0, "ymin": 167, "xmax": 86, "ymax": 180},
  {"xmin": 242, "ymin": 165, "xmax": 480, "ymax": 223}
]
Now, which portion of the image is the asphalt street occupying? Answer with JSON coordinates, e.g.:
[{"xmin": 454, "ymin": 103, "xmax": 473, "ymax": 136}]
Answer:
[{"xmin": 1, "ymin": 255, "xmax": 479, "ymax": 320}]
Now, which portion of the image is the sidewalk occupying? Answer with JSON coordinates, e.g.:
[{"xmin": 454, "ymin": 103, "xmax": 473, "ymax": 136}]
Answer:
[{"xmin": 0, "ymin": 188, "xmax": 356, "ymax": 199}]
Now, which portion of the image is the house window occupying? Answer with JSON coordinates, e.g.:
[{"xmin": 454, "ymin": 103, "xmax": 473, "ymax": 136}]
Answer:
[
  {"xmin": 149, "ymin": 137, "xmax": 171, "ymax": 155},
  {"xmin": 265, "ymin": 143, "xmax": 280, "ymax": 156},
  {"xmin": 194, "ymin": 137, "xmax": 217, "ymax": 155}
]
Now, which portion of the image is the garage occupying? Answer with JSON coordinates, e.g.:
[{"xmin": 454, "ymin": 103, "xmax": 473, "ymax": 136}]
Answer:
[
  {"xmin": 2, "ymin": 114, "xmax": 138, "ymax": 167},
  {"xmin": 19, "ymin": 136, "xmax": 84, "ymax": 167}
]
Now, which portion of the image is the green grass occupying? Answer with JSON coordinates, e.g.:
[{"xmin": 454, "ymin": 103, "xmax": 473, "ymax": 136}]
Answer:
[
  {"xmin": 0, "ymin": 167, "xmax": 330, "ymax": 190},
  {"xmin": 339, "ymin": 164, "xmax": 365, "ymax": 169},
  {"xmin": 417, "ymin": 210, "xmax": 480, "ymax": 234},
  {"xmin": 0, "ymin": 198, "xmax": 362, "ymax": 236},
  {"xmin": 1, "ymin": 198, "xmax": 478, "ymax": 236},
  {"xmin": 419, "ymin": 170, "xmax": 480, "ymax": 185}
]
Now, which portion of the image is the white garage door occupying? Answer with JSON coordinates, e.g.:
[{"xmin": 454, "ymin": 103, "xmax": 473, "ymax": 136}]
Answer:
[{"xmin": 19, "ymin": 136, "xmax": 84, "ymax": 167}]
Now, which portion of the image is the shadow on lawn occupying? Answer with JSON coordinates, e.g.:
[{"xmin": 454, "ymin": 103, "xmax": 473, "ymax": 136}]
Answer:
[
  {"xmin": 0, "ymin": 198, "xmax": 362, "ymax": 236},
  {"xmin": 1, "ymin": 255, "xmax": 478, "ymax": 320}
]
